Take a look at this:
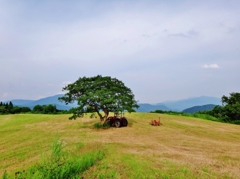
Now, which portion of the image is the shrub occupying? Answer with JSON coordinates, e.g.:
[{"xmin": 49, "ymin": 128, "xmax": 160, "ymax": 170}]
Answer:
[
  {"xmin": 93, "ymin": 122, "xmax": 110, "ymax": 129},
  {"xmin": 94, "ymin": 122, "xmax": 103, "ymax": 129}
]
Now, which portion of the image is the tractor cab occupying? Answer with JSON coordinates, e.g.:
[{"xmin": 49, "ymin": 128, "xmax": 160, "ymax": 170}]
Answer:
[{"xmin": 105, "ymin": 112, "xmax": 128, "ymax": 128}]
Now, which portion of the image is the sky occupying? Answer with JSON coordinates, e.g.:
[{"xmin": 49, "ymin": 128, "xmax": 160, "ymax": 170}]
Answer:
[{"xmin": 0, "ymin": 0, "xmax": 240, "ymax": 103}]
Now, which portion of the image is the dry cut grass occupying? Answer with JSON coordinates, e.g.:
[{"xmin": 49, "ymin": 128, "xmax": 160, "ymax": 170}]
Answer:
[{"xmin": 0, "ymin": 113, "xmax": 240, "ymax": 178}]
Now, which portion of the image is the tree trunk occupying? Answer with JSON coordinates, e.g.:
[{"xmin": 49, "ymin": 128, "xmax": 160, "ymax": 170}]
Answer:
[
  {"xmin": 102, "ymin": 109, "xmax": 109, "ymax": 123},
  {"xmin": 95, "ymin": 110, "xmax": 104, "ymax": 121},
  {"xmin": 95, "ymin": 109, "xmax": 109, "ymax": 123}
]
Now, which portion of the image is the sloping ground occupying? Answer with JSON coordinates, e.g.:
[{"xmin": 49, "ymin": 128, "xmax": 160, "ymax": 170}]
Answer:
[{"xmin": 0, "ymin": 113, "xmax": 240, "ymax": 178}]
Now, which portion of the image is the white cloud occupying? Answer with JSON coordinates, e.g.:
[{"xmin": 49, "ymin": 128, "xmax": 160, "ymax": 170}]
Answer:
[{"xmin": 201, "ymin": 64, "xmax": 220, "ymax": 69}]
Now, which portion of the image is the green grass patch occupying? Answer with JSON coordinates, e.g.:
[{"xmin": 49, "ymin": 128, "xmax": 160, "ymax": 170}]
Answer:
[{"xmin": 3, "ymin": 138, "xmax": 105, "ymax": 179}]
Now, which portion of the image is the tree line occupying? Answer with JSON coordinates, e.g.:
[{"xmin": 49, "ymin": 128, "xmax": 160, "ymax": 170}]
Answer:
[
  {"xmin": 0, "ymin": 102, "xmax": 71, "ymax": 115},
  {"xmin": 0, "ymin": 101, "xmax": 31, "ymax": 114},
  {"xmin": 151, "ymin": 92, "xmax": 240, "ymax": 125}
]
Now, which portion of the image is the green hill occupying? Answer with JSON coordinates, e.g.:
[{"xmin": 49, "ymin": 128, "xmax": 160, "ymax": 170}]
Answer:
[
  {"xmin": 182, "ymin": 104, "xmax": 217, "ymax": 113},
  {"xmin": 1, "ymin": 113, "xmax": 240, "ymax": 178}
]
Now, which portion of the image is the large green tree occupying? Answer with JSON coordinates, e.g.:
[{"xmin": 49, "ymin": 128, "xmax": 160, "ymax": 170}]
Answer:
[
  {"xmin": 59, "ymin": 75, "xmax": 139, "ymax": 120},
  {"xmin": 221, "ymin": 92, "xmax": 240, "ymax": 122},
  {"xmin": 209, "ymin": 92, "xmax": 240, "ymax": 124}
]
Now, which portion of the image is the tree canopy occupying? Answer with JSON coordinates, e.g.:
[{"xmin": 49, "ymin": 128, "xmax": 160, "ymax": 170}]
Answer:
[
  {"xmin": 59, "ymin": 75, "xmax": 139, "ymax": 120},
  {"xmin": 221, "ymin": 92, "xmax": 240, "ymax": 122},
  {"xmin": 208, "ymin": 92, "xmax": 240, "ymax": 124}
]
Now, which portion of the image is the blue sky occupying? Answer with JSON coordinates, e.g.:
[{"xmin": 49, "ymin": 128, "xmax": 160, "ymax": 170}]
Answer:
[{"xmin": 0, "ymin": 0, "xmax": 240, "ymax": 103}]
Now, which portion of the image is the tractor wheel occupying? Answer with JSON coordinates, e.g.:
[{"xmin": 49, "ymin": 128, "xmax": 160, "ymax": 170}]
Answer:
[
  {"xmin": 121, "ymin": 118, "xmax": 128, "ymax": 127},
  {"xmin": 114, "ymin": 119, "xmax": 121, "ymax": 128}
]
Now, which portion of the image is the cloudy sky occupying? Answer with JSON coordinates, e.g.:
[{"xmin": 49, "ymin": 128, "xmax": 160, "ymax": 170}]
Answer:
[{"xmin": 0, "ymin": 0, "xmax": 239, "ymax": 103}]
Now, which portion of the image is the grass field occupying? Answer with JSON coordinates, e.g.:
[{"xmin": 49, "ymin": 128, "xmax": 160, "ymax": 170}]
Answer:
[{"xmin": 0, "ymin": 113, "xmax": 240, "ymax": 178}]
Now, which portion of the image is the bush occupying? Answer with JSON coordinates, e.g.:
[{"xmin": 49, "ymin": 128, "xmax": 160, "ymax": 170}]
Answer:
[
  {"xmin": 93, "ymin": 122, "xmax": 110, "ymax": 129},
  {"xmin": 103, "ymin": 121, "xmax": 110, "ymax": 128},
  {"xmin": 93, "ymin": 122, "xmax": 111, "ymax": 129},
  {"xmin": 93, "ymin": 122, "xmax": 103, "ymax": 129}
]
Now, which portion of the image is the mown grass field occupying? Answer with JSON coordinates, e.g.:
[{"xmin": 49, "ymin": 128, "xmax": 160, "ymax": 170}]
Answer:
[{"xmin": 0, "ymin": 113, "xmax": 240, "ymax": 178}]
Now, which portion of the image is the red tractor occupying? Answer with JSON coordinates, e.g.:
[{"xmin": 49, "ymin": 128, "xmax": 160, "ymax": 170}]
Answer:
[{"xmin": 105, "ymin": 112, "xmax": 128, "ymax": 128}]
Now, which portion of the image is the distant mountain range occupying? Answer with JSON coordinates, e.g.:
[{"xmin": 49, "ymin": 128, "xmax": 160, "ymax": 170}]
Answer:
[
  {"xmin": 5, "ymin": 94, "xmax": 76, "ymax": 110},
  {"xmin": 4, "ymin": 95, "xmax": 222, "ymax": 112},
  {"xmin": 182, "ymin": 104, "xmax": 217, "ymax": 114},
  {"xmin": 156, "ymin": 96, "xmax": 221, "ymax": 111},
  {"xmin": 136, "ymin": 103, "xmax": 170, "ymax": 112}
]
